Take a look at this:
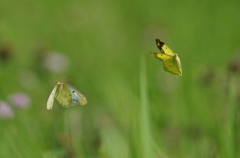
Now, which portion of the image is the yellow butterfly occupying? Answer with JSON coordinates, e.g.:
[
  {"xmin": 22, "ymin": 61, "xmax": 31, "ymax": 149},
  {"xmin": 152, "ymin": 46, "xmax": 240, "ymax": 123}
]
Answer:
[
  {"xmin": 149, "ymin": 39, "xmax": 182, "ymax": 76},
  {"xmin": 47, "ymin": 82, "xmax": 87, "ymax": 110}
]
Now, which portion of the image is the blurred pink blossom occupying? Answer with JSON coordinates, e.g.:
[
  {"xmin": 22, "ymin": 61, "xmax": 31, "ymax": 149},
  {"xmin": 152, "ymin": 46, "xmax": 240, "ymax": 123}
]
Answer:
[
  {"xmin": 43, "ymin": 52, "xmax": 69, "ymax": 73},
  {"xmin": 0, "ymin": 101, "xmax": 14, "ymax": 119},
  {"xmin": 8, "ymin": 92, "xmax": 31, "ymax": 108}
]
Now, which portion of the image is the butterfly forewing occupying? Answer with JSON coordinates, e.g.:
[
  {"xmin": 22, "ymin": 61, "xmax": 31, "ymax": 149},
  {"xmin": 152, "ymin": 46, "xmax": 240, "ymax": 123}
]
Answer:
[
  {"xmin": 155, "ymin": 39, "xmax": 175, "ymax": 56},
  {"xmin": 47, "ymin": 85, "xmax": 58, "ymax": 110},
  {"xmin": 149, "ymin": 52, "xmax": 172, "ymax": 61},
  {"xmin": 66, "ymin": 84, "xmax": 87, "ymax": 106}
]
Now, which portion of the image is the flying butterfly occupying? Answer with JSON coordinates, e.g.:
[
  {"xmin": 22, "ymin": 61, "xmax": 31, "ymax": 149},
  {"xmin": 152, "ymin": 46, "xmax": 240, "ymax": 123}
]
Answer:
[
  {"xmin": 149, "ymin": 39, "xmax": 182, "ymax": 76},
  {"xmin": 47, "ymin": 82, "xmax": 87, "ymax": 110}
]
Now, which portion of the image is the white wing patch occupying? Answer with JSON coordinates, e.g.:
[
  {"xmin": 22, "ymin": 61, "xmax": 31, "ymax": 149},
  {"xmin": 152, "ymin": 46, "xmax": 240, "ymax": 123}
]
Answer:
[
  {"xmin": 67, "ymin": 84, "xmax": 87, "ymax": 106},
  {"xmin": 47, "ymin": 85, "xmax": 58, "ymax": 110}
]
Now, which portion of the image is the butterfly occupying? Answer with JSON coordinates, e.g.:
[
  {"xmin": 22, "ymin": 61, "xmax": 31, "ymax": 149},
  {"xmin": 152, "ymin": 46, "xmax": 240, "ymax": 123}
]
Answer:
[
  {"xmin": 47, "ymin": 82, "xmax": 87, "ymax": 110},
  {"xmin": 149, "ymin": 39, "xmax": 182, "ymax": 76}
]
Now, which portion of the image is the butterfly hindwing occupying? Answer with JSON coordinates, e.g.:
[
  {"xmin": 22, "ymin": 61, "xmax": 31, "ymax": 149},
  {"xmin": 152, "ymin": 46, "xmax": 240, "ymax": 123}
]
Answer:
[
  {"xmin": 55, "ymin": 83, "xmax": 72, "ymax": 107},
  {"xmin": 163, "ymin": 56, "xmax": 182, "ymax": 75}
]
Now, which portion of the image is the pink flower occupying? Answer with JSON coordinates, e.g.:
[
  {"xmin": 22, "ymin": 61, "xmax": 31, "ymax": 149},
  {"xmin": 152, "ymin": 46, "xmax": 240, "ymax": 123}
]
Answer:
[
  {"xmin": 43, "ymin": 52, "xmax": 69, "ymax": 73},
  {"xmin": 8, "ymin": 92, "xmax": 31, "ymax": 108},
  {"xmin": 0, "ymin": 101, "xmax": 14, "ymax": 119}
]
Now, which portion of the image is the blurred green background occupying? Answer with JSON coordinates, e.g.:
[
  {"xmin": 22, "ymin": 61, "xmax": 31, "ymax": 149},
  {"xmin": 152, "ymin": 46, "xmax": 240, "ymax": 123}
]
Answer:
[{"xmin": 0, "ymin": 0, "xmax": 240, "ymax": 157}]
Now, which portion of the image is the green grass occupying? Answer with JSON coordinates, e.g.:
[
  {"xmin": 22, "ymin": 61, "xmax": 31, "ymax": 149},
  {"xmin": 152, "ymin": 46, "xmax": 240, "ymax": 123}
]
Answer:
[{"xmin": 0, "ymin": 0, "xmax": 240, "ymax": 157}]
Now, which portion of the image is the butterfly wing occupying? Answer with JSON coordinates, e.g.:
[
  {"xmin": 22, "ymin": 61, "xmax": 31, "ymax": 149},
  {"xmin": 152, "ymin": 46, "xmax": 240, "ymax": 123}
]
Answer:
[
  {"xmin": 66, "ymin": 84, "xmax": 87, "ymax": 106},
  {"xmin": 163, "ymin": 55, "xmax": 182, "ymax": 75},
  {"xmin": 155, "ymin": 39, "xmax": 175, "ymax": 56},
  {"xmin": 47, "ymin": 85, "xmax": 58, "ymax": 110},
  {"xmin": 149, "ymin": 52, "xmax": 173, "ymax": 61},
  {"xmin": 55, "ymin": 83, "xmax": 72, "ymax": 108}
]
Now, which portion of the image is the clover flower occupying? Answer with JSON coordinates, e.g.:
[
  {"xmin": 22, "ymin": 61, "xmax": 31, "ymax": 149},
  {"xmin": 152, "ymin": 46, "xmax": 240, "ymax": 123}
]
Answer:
[
  {"xmin": 8, "ymin": 92, "xmax": 31, "ymax": 108},
  {"xmin": 43, "ymin": 52, "xmax": 69, "ymax": 73},
  {"xmin": 0, "ymin": 101, "xmax": 14, "ymax": 119}
]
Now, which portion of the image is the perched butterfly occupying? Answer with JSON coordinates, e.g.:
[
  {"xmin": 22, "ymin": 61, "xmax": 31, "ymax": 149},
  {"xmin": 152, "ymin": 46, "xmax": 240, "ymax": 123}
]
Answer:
[
  {"xmin": 47, "ymin": 82, "xmax": 87, "ymax": 110},
  {"xmin": 149, "ymin": 39, "xmax": 182, "ymax": 76}
]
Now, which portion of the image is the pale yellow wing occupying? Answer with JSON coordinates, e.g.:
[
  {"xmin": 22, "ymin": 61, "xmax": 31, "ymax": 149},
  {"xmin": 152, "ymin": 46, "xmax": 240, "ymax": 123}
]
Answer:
[
  {"xmin": 163, "ymin": 55, "xmax": 182, "ymax": 76},
  {"xmin": 65, "ymin": 83, "xmax": 87, "ymax": 106},
  {"xmin": 155, "ymin": 39, "xmax": 175, "ymax": 56},
  {"xmin": 149, "ymin": 52, "xmax": 172, "ymax": 61},
  {"xmin": 55, "ymin": 83, "xmax": 72, "ymax": 108},
  {"xmin": 47, "ymin": 85, "xmax": 58, "ymax": 110}
]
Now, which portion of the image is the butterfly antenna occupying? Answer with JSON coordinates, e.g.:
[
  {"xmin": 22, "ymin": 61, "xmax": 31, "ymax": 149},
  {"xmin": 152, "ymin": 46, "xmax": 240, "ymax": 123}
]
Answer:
[{"xmin": 63, "ymin": 79, "xmax": 72, "ymax": 84}]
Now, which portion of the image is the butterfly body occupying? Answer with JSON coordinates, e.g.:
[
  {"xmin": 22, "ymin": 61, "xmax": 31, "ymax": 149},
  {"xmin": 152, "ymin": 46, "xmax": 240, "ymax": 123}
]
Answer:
[
  {"xmin": 149, "ymin": 39, "xmax": 182, "ymax": 76},
  {"xmin": 47, "ymin": 82, "xmax": 87, "ymax": 110}
]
